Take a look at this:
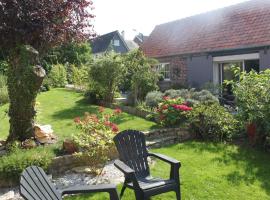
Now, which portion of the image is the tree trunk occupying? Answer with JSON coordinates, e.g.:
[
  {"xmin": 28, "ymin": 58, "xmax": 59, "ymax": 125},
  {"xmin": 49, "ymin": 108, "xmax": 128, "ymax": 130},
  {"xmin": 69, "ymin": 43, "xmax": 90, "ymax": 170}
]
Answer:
[{"xmin": 7, "ymin": 45, "xmax": 46, "ymax": 142}]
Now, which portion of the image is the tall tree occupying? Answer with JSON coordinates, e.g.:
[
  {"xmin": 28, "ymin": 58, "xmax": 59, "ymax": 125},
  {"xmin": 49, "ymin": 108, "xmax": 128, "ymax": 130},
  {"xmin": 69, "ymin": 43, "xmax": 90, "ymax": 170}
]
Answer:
[{"xmin": 0, "ymin": 0, "xmax": 95, "ymax": 142}]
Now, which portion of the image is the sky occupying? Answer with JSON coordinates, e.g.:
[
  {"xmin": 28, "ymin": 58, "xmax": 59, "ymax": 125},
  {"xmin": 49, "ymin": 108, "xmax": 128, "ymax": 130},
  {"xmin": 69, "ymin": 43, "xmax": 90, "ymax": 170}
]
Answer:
[{"xmin": 92, "ymin": 0, "xmax": 249, "ymax": 40}]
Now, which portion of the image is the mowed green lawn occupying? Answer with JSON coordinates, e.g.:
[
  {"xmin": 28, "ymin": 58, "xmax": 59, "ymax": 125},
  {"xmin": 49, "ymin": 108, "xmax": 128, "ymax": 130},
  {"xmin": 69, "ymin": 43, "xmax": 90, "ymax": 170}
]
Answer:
[
  {"xmin": 65, "ymin": 142, "xmax": 270, "ymax": 200},
  {"xmin": 0, "ymin": 88, "xmax": 158, "ymax": 140}
]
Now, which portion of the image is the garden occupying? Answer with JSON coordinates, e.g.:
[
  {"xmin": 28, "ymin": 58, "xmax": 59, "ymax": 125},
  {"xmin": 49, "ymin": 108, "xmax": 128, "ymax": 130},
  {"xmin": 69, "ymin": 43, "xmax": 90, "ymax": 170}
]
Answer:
[{"xmin": 0, "ymin": 1, "xmax": 270, "ymax": 200}]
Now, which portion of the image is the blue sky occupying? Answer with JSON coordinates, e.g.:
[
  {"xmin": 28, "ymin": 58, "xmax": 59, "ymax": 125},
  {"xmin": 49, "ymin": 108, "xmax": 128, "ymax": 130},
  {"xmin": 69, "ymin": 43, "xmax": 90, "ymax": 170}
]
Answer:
[{"xmin": 92, "ymin": 0, "xmax": 249, "ymax": 39}]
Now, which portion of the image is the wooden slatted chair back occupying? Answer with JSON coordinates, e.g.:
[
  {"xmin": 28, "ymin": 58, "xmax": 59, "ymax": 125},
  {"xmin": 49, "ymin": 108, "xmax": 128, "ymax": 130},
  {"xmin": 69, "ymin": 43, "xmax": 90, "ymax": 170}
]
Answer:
[
  {"xmin": 20, "ymin": 166, "xmax": 62, "ymax": 200},
  {"xmin": 114, "ymin": 130, "xmax": 150, "ymax": 178}
]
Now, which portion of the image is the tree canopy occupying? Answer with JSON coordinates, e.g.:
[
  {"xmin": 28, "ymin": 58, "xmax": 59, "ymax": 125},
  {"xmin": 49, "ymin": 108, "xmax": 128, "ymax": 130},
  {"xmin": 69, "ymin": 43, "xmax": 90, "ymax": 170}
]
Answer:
[{"xmin": 0, "ymin": 0, "xmax": 95, "ymax": 54}]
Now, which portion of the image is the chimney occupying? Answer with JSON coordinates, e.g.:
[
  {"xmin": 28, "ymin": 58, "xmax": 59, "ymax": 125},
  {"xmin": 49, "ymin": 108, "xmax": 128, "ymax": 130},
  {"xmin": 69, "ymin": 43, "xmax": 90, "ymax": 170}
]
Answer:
[{"xmin": 121, "ymin": 30, "xmax": 125, "ymax": 39}]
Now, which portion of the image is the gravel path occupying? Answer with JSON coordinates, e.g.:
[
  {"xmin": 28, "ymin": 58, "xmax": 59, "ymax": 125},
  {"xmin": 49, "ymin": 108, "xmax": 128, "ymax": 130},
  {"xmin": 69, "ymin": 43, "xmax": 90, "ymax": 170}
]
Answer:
[{"xmin": 0, "ymin": 161, "xmax": 124, "ymax": 200}]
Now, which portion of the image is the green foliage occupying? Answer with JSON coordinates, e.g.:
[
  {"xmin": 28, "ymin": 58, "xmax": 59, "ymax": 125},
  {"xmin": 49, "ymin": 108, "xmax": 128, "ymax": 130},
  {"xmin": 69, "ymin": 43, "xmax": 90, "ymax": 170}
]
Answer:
[
  {"xmin": 0, "ymin": 60, "xmax": 8, "ymax": 74},
  {"xmin": 48, "ymin": 64, "xmax": 68, "ymax": 88},
  {"xmin": 0, "ymin": 74, "xmax": 9, "ymax": 104},
  {"xmin": 72, "ymin": 109, "xmax": 121, "ymax": 165},
  {"xmin": 70, "ymin": 65, "xmax": 89, "ymax": 90},
  {"xmin": 164, "ymin": 89, "xmax": 219, "ymax": 105},
  {"xmin": 231, "ymin": 69, "xmax": 270, "ymax": 143},
  {"xmin": 145, "ymin": 91, "xmax": 163, "ymax": 108},
  {"xmin": 88, "ymin": 53, "xmax": 125, "ymax": 103},
  {"xmin": 0, "ymin": 146, "xmax": 54, "ymax": 183},
  {"xmin": 145, "ymin": 89, "xmax": 218, "ymax": 108},
  {"xmin": 188, "ymin": 103, "xmax": 239, "ymax": 141},
  {"xmin": 121, "ymin": 50, "xmax": 159, "ymax": 104},
  {"xmin": 156, "ymin": 97, "xmax": 192, "ymax": 127}
]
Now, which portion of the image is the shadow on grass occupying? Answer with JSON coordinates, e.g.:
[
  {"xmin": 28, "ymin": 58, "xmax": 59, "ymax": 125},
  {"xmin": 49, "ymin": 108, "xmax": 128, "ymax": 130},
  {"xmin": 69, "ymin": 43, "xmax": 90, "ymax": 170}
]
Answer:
[
  {"xmin": 51, "ymin": 98, "xmax": 98, "ymax": 120},
  {"xmin": 214, "ymin": 145, "xmax": 270, "ymax": 195},
  {"xmin": 181, "ymin": 141, "xmax": 270, "ymax": 195},
  {"xmin": 52, "ymin": 98, "xmax": 158, "ymax": 130}
]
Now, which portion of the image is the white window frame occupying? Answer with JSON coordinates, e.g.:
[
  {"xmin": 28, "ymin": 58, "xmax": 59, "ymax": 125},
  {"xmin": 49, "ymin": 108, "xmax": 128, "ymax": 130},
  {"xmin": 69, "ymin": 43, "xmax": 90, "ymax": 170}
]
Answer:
[
  {"xmin": 213, "ymin": 53, "xmax": 260, "ymax": 85},
  {"xmin": 155, "ymin": 63, "xmax": 171, "ymax": 81},
  {"xmin": 113, "ymin": 39, "xmax": 120, "ymax": 46}
]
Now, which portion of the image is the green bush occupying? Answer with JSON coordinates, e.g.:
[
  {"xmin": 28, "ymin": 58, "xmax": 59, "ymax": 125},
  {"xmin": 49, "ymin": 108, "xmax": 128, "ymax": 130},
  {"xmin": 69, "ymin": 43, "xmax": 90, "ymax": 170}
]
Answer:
[
  {"xmin": 48, "ymin": 64, "xmax": 67, "ymax": 88},
  {"xmin": 88, "ymin": 53, "xmax": 125, "ymax": 103},
  {"xmin": 156, "ymin": 97, "xmax": 193, "ymax": 127},
  {"xmin": 164, "ymin": 89, "xmax": 218, "ymax": 105},
  {"xmin": 230, "ymin": 68, "xmax": 270, "ymax": 144},
  {"xmin": 70, "ymin": 65, "xmax": 89, "ymax": 90},
  {"xmin": 145, "ymin": 91, "xmax": 163, "ymax": 107},
  {"xmin": 188, "ymin": 103, "xmax": 239, "ymax": 142},
  {"xmin": 0, "ymin": 74, "xmax": 9, "ymax": 104},
  {"xmin": 72, "ymin": 109, "xmax": 121, "ymax": 166},
  {"xmin": 0, "ymin": 146, "xmax": 54, "ymax": 183}
]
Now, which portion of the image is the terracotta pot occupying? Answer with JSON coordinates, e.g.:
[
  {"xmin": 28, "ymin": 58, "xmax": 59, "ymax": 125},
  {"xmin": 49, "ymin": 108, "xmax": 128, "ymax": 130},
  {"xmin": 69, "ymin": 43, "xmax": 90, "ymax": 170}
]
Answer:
[{"xmin": 247, "ymin": 123, "xmax": 256, "ymax": 145}]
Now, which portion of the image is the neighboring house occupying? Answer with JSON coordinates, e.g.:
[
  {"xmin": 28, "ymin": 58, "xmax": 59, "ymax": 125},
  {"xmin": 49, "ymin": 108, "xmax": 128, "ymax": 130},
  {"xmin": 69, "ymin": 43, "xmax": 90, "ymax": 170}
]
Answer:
[
  {"xmin": 142, "ymin": 0, "xmax": 270, "ymax": 90},
  {"xmin": 90, "ymin": 31, "xmax": 129, "ymax": 57},
  {"xmin": 134, "ymin": 33, "xmax": 149, "ymax": 46},
  {"xmin": 125, "ymin": 40, "xmax": 139, "ymax": 50}
]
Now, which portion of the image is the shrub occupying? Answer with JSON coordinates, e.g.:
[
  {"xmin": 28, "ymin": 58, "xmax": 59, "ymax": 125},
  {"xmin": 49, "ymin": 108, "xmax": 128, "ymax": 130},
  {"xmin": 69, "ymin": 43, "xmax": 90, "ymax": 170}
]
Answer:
[
  {"xmin": 157, "ymin": 97, "xmax": 192, "ymax": 127},
  {"xmin": 121, "ymin": 50, "xmax": 159, "ymax": 104},
  {"xmin": 72, "ymin": 108, "xmax": 122, "ymax": 166},
  {"xmin": 88, "ymin": 53, "xmax": 125, "ymax": 103},
  {"xmin": 0, "ymin": 74, "xmax": 9, "ymax": 104},
  {"xmin": 0, "ymin": 146, "xmax": 54, "ymax": 184},
  {"xmin": 164, "ymin": 89, "xmax": 219, "ymax": 105},
  {"xmin": 145, "ymin": 91, "xmax": 163, "ymax": 108},
  {"xmin": 230, "ymin": 68, "xmax": 270, "ymax": 144},
  {"xmin": 188, "ymin": 103, "xmax": 239, "ymax": 142},
  {"xmin": 48, "ymin": 64, "xmax": 67, "ymax": 87},
  {"xmin": 70, "ymin": 65, "xmax": 89, "ymax": 90}
]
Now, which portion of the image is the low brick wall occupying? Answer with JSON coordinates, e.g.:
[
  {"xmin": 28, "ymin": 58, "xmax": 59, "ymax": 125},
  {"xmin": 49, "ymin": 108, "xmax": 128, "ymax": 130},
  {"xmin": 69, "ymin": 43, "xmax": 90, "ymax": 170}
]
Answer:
[
  {"xmin": 49, "ymin": 127, "xmax": 193, "ymax": 176},
  {"xmin": 144, "ymin": 127, "xmax": 194, "ymax": 148}
]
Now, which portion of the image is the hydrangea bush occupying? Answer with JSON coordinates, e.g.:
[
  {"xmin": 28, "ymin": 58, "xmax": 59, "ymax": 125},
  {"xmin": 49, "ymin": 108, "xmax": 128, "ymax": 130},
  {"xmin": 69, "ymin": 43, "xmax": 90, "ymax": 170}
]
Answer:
[
  {"xmin": 157, "ymin": 96, "xmax": 192, "ymax": 127},
  {"xmin": 72, "ymin": 107, "xmax": 122, "ymax": 165}
]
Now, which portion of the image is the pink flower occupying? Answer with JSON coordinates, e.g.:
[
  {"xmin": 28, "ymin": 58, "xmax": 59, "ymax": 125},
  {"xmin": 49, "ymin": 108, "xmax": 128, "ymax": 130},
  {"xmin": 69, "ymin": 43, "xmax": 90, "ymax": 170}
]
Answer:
[
  {"xmin": 111, "ymin": 123, "xmax": 119, "ymax": 132},
  {"xmin": 74, "ymin": 117, "xmax": 81, "ymax": 124},
  {"xmin": 98, "ymin": 106, "xmax": 105, "ymax": 113},
  {"xmin": 162, "ymin": 105, "xmax": 168, "ymax": 110},
  {"xmin": 173, "ymin": 104, "xmax": 192, "ymax": 111},
  {"xmin": 114, "ymin": 108, "xmax": 122, "ymax": 115},
  {"xmin": 163, "ymin": 96, "xmax": 170, "ymax": 100},
  {"xmin": 104, "ymin": 121, "xmax": 112, "ymax": 127}
]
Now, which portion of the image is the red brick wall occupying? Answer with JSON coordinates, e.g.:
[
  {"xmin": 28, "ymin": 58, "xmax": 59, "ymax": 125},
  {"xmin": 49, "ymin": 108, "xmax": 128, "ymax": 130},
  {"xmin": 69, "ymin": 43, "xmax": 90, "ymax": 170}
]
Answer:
[{"xmin": 157, "ymin": 55, "xmax": 188, "ymax": 91}]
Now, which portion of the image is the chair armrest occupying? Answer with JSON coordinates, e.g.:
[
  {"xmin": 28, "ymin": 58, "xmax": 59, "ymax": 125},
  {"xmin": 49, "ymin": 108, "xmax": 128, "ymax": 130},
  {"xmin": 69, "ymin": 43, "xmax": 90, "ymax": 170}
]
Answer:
[
  {"xmin": 148, "ymin": 152, "xmax": 181, "ymax": 167},
  {"xmin": 60, "ymin": 184, "xmax": 119, "ymax": 200},
  {"xmin": 114, "ymin": 159, "xmax": 135, "ymax": 175}
]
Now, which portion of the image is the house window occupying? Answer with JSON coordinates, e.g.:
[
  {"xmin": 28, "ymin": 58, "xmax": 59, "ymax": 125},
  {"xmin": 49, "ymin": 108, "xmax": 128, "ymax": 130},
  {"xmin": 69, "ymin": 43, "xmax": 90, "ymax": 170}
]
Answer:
[
  {"xmin": 156, "ymin": 63, "xmax": 170, "ymax": 80},
  {"xmin": 113, "ymin": 39, "xmax": 120, "ymax": 46}
]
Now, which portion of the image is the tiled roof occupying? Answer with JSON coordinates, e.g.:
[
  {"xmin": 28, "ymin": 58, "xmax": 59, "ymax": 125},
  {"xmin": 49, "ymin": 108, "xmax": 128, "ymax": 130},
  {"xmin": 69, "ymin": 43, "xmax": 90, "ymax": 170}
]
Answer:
[
  {"xmin": 142, "ymin": 0, "xmax": 270, "ymax": 58},
  {"xmin": 90, "ymin": 31, "xmax": 118, "ymax": 54}
]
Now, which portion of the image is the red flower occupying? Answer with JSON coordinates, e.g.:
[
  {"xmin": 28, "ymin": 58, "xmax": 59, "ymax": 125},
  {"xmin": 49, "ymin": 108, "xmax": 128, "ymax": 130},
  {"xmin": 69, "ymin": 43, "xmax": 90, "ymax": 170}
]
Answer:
[
  {"xmin": 90, "ymin": 114, "xmax": 99, "ymax": 123},
  {"xmin": 111, "ymin": 123, "xmax": 119, "ymax": 132},
  {"xmin": 163, "ymin": 96, "xmax": 170, "ymax": 100},
  {"xmin": 173, "ymin": 104, "xmax": 192, "ymax": 111},
  {"xmin": 162, "ymin": 105, "xmax": 168, "ymax": 110},
  {"xmin": 98, "ymin": 106, "xmax": 105, "ymax": 113},
  {"xmin": 104, "ymin": 121, "xmax": 112, "ymax": 127},
  {"xmin": 74, "ymin": 117, "xmax": 81, "ymax": 124},
  {"xmin": 114, "ymin": 108, "xmax": 122, "ymax": 115}
]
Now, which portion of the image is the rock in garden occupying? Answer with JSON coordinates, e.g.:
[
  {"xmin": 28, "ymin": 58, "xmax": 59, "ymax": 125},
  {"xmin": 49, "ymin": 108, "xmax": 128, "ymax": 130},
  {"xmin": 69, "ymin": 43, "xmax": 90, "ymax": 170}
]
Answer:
[{"xmin": 0, "ymin": 191, "xmax": 15, "ymax": 200}]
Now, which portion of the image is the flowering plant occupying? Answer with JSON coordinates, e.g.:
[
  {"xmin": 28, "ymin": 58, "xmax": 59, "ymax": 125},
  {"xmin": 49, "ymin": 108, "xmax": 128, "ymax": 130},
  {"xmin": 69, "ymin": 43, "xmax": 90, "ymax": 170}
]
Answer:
[
  {"xmin": 157, "ymin": 96, "xmax": 192, "ymax": 127},
  {"xmin": 72, "ymin": 107, "xmax": 122, "ymax": 165}
]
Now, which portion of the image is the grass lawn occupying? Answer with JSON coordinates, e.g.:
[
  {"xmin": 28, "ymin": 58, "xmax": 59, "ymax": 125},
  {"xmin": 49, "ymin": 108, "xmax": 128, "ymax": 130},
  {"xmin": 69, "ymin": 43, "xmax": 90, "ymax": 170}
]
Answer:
[
  {"xmin": 65, "ymin": 142, "xmax": 270, "ymax": 200},
  {"xmin": 0, "ymin": 88, "xmax": 158, "ymax": 141}
]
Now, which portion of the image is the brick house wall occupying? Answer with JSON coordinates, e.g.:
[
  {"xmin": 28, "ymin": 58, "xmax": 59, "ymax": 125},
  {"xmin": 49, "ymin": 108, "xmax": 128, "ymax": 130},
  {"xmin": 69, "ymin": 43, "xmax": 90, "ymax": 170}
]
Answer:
[{"xmin": 157, "ymin": 55, "xmax": 188, "ymax": 91}]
